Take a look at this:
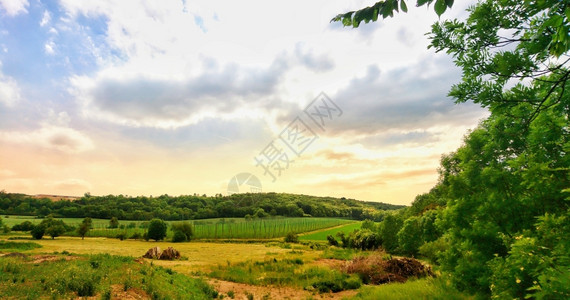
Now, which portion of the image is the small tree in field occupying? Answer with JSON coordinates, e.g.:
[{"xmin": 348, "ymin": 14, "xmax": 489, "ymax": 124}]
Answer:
[
  {"xmin": 171, "ymin": 222, "xmax": 194, "ymax": 242},
  {"xmin": 77, "ymin": 217, "xmax": 92, "ymax": 240},
  {"xmin": 109, "ymin": 217, "xmax": 119, "ymax": 229},
  {"xmin": 147, "ymin": 219, "xmax": 167, "ymax": 241}
]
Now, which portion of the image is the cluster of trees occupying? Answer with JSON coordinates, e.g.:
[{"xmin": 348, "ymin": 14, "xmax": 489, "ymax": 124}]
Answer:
[
  {"xmin": 0, "ymin": 191, "xmax": 403, "ymax": 221},
  {"xmin": 332, "ymin": 0, "xmax": 569, "ymax": 298}
]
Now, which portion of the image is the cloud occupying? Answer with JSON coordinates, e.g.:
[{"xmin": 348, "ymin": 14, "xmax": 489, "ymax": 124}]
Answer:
[
  {"xmin": 324, "ymin": 56, "xmax": 488, "ymax": 136},
  {"xmin": 72, "ymin": 55, "xmax": 290, "ymax": 128},
  {"xmin": 0, "ymin": 66, "xmax": 21, "ymax": 107},
  {"xmin": 0, "ymin": 125, "xmax": 94, "ymax": 154},
  {"xmin": 0, "ymin": 0, "xmax": 28, "ymax": 16},
  {"xmin": 40, "ymin": 10, "xmax": 51, "ymax": 26},
  {"xmin": 49, "ymin": 178, "xmax": 92, "ymax": 191},
  {"xmin": 294, "ymin": 44, "xmax": 334, "ymax": 72}
]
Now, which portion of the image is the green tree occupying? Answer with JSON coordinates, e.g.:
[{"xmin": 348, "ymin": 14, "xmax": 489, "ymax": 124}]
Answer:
[
  {"xmin": 397, "ymin": 216, "xmax": 423, "ymax": 256},
  {"xmin": 77, "ymin": 217, "xmax": 93, "ymax": 240},
  {"xmin": 147, "ymin": 218, "xmax": 167, "ymax": 241},
  {"xmin": 108, "ymin": 217, "xmax": 119, "ymax": 229},
  {"xmin": 378, "ymin": 214, "xmax": 403, "ymax": 252},
  {"xmin": 31, "ymin": 224, "xmax": 46, "ymax": 240}
]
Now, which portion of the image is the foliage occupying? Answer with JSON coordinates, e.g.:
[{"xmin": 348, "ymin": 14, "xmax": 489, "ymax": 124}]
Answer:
[
  {"xmin": 332, "ymin": 0, "xmax": 454, "ymax": 28},
  {"xmin": 353, "ymin": 277, "xmax": 471, "ymax": 300},
  {"xmin": 11, "ymin": 220, "xmax": 34, "ymax": 231},
  {"xmin": 0, "ymin": 241, "xmax": 42, "ymax": 251},
  {"xmin": 347, "ymin": 229, "xmax": 381, "ymax": 250},
  {"xmin": 284, "ymin": 231, "xmax": 299, "ymax": 243},
  {"xmin": 397, "ymin": 216, "xmax": 423, "ymax": 256},
  {"xmin": 0, "ymin": 253, "xmax": 217, "ymax": 299},
  {"xmin": 77, "ymin": 217, "xmax": 92, "ymax": 239},
  {"xmin": 378, "ymin": 214, "xmax": 403, "ymax": 252},
  {"xmin": 333, "ymin": 0, "xmax": 570, "ymax": 297},
  {"xmin": 108, "ymin": 216, "xmax": 119, "ymax": 228},
  {"xmin": 29, "ymin": 215, "xmax": 73, "ymax": 240},
  {"xmin": 209, "ymin": 258, "xmax": 361, "ymax": 292},
  {"xmin": 171, "ymin": 221, "xmax": 194, "ymax": 242},
  {"xmin": 326, "ymin": 234, "xmax": 339, "ymax": 246},
  {"xmin": 146, "ymin": 218, "xmax": 167, "ymax": 241},
  {"xmin": 0, "ymin": 192, "xmax": 403, "ymax": 221}
]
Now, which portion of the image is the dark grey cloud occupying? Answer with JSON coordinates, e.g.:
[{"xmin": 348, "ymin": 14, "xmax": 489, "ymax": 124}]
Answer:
[
  {"xmin": 321, "ymin": 56, "xmax": 487, "ymax": 136},
  {"xmin": 86, "ymin": 56, "xmax": 289, "ymax": 124}
]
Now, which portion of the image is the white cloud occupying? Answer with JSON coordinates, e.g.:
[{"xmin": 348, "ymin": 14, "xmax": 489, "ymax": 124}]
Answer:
[
  {"xmin": 40, "ymin": 10, "xmax": 51, "ymax": 26},
  {"xmin": 44, "ymin": 40, "xmax": 55, "ymax": 55},
  {"xmin": 0, "ymin": 0, "xmax": 28, "ymax": 16},
  {"xmin": 0, "ymin": 65, "xmax": 21, "ymax": 107}
]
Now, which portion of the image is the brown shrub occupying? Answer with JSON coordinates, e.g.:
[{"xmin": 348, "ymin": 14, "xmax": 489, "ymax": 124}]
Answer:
[{"xmin": 344, "ymin": 253, "xmax": 432, "ymax": 285}]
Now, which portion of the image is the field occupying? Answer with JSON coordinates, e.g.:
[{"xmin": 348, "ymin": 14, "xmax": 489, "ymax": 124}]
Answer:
[
  {"xmin": 299, "ymin": 222, "xmax": 362, "ymax": 241},
  {"xmin": 0, "ymin": 236, "xmax": 473, "ymax": 299},
  {"xmin": 2, "ymin": 215, "xmax": 355, "ymax": 240},
  {"xmin": 0, "ymin": 215, "xmax": 474, "ymax": 299}
]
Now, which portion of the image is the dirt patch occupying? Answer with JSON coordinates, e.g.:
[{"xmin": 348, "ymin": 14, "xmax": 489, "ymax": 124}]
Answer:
[
  {"xmin": 29, "ymin": 255, "xmax": 81, "ymax": 264},
  {"xmin": 312, "ymin": 258, "xmax": 349, "ymax": 270},
  {"xmin": 209, "ymin": 279, "xmax": 357, "ymax": 300},
  {"xmin": 0, "ymin": 252, "xmax": 29, "ymax": 258},
  {"xmin": 108, "ymin": 284, "xmax": 150, "ymax": 300}
]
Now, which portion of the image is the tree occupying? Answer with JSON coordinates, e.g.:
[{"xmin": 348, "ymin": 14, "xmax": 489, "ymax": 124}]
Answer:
[
  {"xmin": 397, "ymin": 216, "xmax": 423, "ymax": 256},
  {"xmin": 46, "ymin": 224, "xmax": 65, "ymax": 239},
  {"xmin": 77, "ymin": 217, "xmax": 92, "ymax": 240},
  {"xmin": 31, "ymin": 224, "xmax": 45, "ymax": 240},
  {"xmin": 378, "ymin": 214, "xmax": 403, "ymax": 252},
  {"xmin": 109, "ymin": 217, "xmax": 119, "ymax": 229},
  {"xmin": 147, "ymin": 218, "xmax": 167, "ymax": 241}
]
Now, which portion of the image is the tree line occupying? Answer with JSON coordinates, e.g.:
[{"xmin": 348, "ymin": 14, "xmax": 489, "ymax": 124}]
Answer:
[{"xmin": 0, "ymin": 191, "xmax": 404, "ymax": 221}]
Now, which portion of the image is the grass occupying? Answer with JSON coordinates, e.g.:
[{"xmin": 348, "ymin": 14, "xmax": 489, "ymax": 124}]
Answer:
[
  {"xmin": 209, "ymin": 257, "xmax": 362, "ymax": 293},
  {"xmin": 23, "ymin": 237, "xmax": 292, "ymax": 273},
  {"xmin": 3, "ymin": 215, "xmax": 354, "ymax": 240},
  {"xmin": 299, "ymin": 222, "xmax": 361, "ymax": 241},
  {"xmin": 0, "ymin": 253, "xmax": 217, "ymax": 299},
  {"xmin": 353, "ymin": 276, "xmax": 475, "ymax": 300},
  {"xmin": 0, "ymin": 240, "xmax": 42, "ymax": 251}
]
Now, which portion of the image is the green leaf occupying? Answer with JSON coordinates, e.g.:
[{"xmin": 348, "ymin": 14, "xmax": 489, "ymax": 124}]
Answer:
[
  {"xmin": 401, "ymin": 0, "xmax": 408, "ymax": 13},
  {"xmin": 445, "ymin": 0, "xmax": 454, "ymax": 8},
  {"xmin": 434, "ymin": 0, "xmax": 447, "ymax": 16},
  {"xmin": 417, "ymin": 0, "xmax": 431, "ymax": 7}
]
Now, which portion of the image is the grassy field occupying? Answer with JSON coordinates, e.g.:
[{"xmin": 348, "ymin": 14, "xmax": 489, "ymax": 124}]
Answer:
[
  {"xmin": 299, "ymin": 222, "xmax": 362, "ymax": 241},
  {"xmin": 0, "ymin": 236, "xmax": 475, "ymax": 299},
  {"xmin": 2, "ymin": 215, "xmax": 354, "ymax": 240}
]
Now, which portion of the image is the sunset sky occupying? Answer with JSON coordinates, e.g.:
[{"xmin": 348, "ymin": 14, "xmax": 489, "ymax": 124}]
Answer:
[{"xmin": 0, "ymin": 0, "xmax": 486, "ymax": 205}]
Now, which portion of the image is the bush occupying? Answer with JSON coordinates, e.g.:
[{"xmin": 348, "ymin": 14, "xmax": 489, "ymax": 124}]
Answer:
[
  {"xmin": 327, "ymin": 235, "xmax": 339, "ymax": 246},
  {"xmin": 11, "ymin": 221, "xmax": 34, "ymax": 231},
  {"xmin": 130, "ymin": 232, "xmax": 142, "ymax": 240},
  {"xmin": 171, "ymin": 222, "xmax": 194, "ymax": 242},
  {"xmin": 284, "ymin": 232, "xmax": 299, "ymax": 243},
  {"xmin": 172, "ymin": 230, "xmax": 188, "ymax": 243},
  {"xmin": 147, "ymin": 219, "xmax": 167, "ymax": 241},
  {"xmin": 116, "ymin": 232, "xmax": 127, "ymax": 241},
  {"xmin": 418, "ymin": 237, "xmax": 448, "ymax": 264}
]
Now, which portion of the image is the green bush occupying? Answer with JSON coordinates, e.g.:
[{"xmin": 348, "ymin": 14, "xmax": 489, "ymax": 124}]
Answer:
[{"xmin": 284, "ymin": 232, "xmax": 299, "ymax": 243}]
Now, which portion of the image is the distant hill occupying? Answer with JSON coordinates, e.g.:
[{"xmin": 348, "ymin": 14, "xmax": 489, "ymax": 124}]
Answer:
[{"xmin": 0, "ymin": 191, "xmax": 404, "ymax": 221}]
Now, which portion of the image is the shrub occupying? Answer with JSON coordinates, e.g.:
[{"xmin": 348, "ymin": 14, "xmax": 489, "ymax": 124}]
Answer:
[
  {"xmin": 11, "ymin": 221, "xmax": 34, "ymax": 231},
  {"xmin": 171, "ymin": 222, "xmax": 194, "ymax": 242},
  {"xmin": 172, "ymin": 230, "xmax": 188, "ymax": 243},
  {"xmin": 284, "ymin": 232, "xmax": 299, "ymax": 243},
  {"xmin": 327, "ymin": 235, "xmax": 339, "ymax": 246}
]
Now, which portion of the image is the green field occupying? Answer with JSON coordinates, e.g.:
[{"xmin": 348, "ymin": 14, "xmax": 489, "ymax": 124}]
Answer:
[
  {"xmin": 2, "ymin": 215, "xmax": 354, "ymax": 240},
  {"xmin": 299, "ymin": 222, "xmax": 362, "ymax": 241}
]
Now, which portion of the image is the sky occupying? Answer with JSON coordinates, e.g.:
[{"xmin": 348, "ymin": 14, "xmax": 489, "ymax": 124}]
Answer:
[{"xmin": 0, "ymin": 0, "xmax": 487, "ymax": 205}]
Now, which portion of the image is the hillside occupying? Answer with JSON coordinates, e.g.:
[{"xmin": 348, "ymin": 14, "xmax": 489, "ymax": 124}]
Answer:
[{"xmin": 0, "ymin": 191, "xmax": 404, "ymax": 221}]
